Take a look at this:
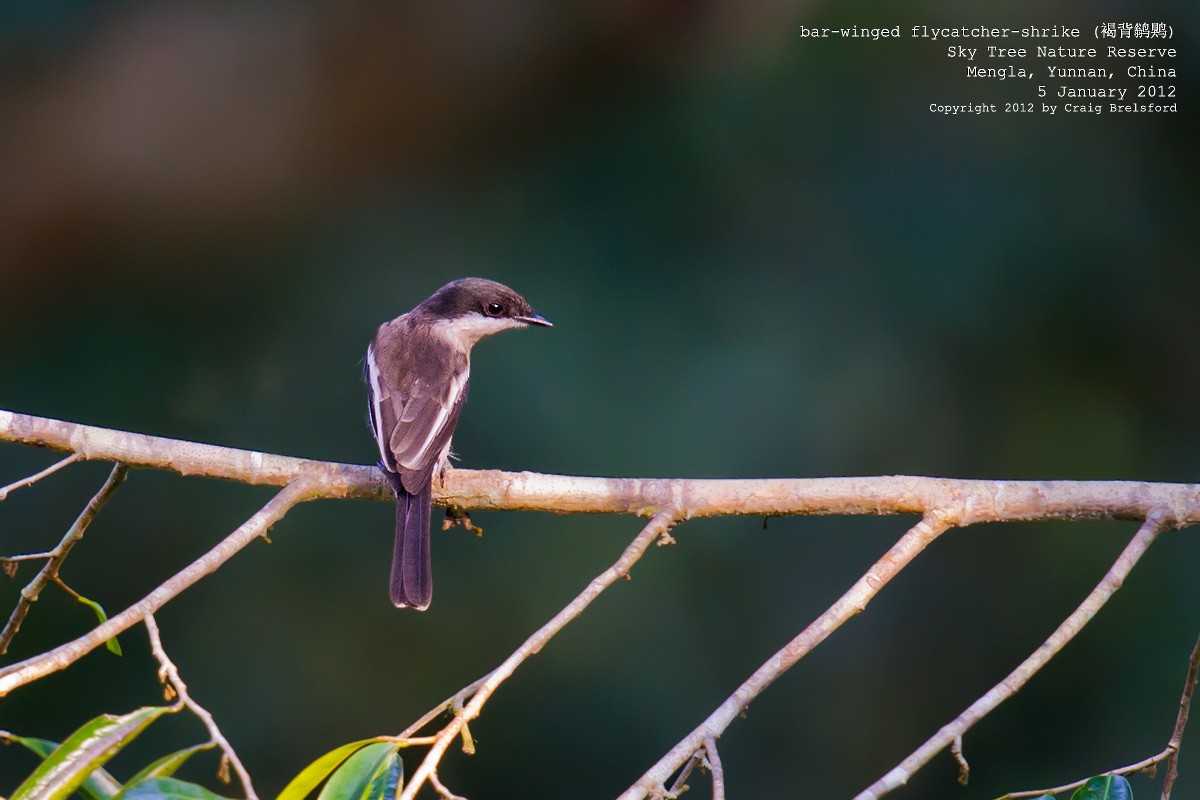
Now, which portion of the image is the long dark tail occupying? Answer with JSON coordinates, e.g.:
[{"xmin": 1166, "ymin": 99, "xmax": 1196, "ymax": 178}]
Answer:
[{"xmin": 391, "ymin": 485, "xmax": 433, "ymax": 610}]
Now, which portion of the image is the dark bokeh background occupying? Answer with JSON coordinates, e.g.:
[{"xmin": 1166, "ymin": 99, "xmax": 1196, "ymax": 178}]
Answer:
[{"xmin": 2, "ymin": 1, "xmax": 1198, "ymax": 798}]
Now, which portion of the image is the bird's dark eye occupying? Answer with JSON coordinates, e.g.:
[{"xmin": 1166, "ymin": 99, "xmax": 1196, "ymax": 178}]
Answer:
[{"xmin": 485, "ymin": 302, "xmax": 504, "ymax": 317}]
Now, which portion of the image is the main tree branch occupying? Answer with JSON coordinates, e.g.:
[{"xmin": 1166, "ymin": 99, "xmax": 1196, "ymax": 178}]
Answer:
[{"xmin": 4, "ymin": 410, "xmax": 1200, "ymax": 524}]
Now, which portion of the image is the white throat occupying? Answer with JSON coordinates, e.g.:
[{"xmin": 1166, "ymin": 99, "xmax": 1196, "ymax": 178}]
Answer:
[{"xmin": 430, "ymin": 314, "xmax": 525, "ymax": 350}]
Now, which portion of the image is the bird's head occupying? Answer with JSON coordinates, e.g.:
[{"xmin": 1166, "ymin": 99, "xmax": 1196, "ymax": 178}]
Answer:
[{"xmin": 420, "ymin": 278, "xmax": 552, "ymax": 348}]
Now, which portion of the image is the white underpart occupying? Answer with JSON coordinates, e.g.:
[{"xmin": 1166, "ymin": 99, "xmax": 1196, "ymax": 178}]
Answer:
[
  {"xmin": 366, "ymin": 345, "xmax": 389, "ymax": 465},
  {"xmin": 429, "ymin": 313, "xmax": 526, "ymax": 350}
]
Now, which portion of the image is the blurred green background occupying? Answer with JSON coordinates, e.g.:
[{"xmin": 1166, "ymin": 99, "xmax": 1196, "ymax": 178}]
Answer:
[{"xmin": 1, "ymin": 0, "xmax": 1197, "ymax": 798}]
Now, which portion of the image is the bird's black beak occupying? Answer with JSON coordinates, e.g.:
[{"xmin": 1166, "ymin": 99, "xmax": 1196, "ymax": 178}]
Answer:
[{"xmin": 516, "ymin": 312, "xmax": 553, "ymax": 327}]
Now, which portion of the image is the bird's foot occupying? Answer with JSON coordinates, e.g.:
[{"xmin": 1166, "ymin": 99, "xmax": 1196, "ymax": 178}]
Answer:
[{"xmin": 443, "ymin": 506, "xmax": 484, "ymax": 537}]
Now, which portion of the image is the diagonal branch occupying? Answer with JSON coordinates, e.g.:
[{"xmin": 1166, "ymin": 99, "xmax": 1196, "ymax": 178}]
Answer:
[
  {"xmin": 0, "ymin": 452, "xmax": 83, "ymax": 501},
  {"xmin": 620, "ymin": 512, "xmax": 955, "ymax": 799},
  {"xmin": 397, "ymin": 508, "xmax": 680, "ymax": 800},
  {"xmin": 0, "ymin": 463, "xmax": 129, "ymax": 654},
  {"xmin": 0, "ymin": 477, "xmax": 319, "ymax": 697},
  {"xmin": 857, "ymin": 514, "xmax": 1168, "ymax": 800}
]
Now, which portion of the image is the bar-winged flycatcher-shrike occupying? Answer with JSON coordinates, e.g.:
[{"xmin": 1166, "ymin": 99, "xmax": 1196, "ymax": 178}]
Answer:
[{"xmin": 365, "ymin": 278, "xmax": 551, "ymax": 609}]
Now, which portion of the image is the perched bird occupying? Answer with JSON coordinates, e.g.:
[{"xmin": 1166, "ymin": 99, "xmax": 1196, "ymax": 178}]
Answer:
[{"xmin": 365, "ymin": 278, "xmax": 551, "ymax": 609}]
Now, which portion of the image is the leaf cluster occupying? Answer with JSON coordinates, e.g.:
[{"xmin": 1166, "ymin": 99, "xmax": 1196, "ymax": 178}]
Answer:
[{"xmin": 3, "ymin": 716, "xmax": 403, "ymax": 800}]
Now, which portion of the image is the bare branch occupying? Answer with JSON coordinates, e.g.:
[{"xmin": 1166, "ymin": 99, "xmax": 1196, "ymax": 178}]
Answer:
[
  {"xmin": 620, "ymin": 513, "xmax": 953, "ymax": 799},
  {"xmin": 398, "ymin": 509, "xmax": 679, "ymax": 800},
  {"xmin": 858, "ymin": 514, "xmax": 1167, "ymax": 800},
  {"xmin": 0, "ymin": 409, "xmax": 383, "ymax": 499},
  {"xmin": 0, "ymin": 452, "xmax": 83, "ymax": 501},
  {"xmin": 705, "ymin": 737, "xmax": 725, "ymax": 800},
  {"xmin": 0, "ymin": 463, "xmax": 128, "ymax": 654},
  {"xmin": 0, "ymin": 477, "xmax": 318, "ymax": 696},
  {"xmin": 5, "ymin": 410, "xmax": 1200, "ymax": 523},
  {"xmin": 144, "ymin": 613, "xmax": 258, "ymax": 800}
]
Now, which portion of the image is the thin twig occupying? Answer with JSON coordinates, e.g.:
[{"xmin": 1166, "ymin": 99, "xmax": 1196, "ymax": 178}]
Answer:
[
  {"xmin": 663, "ymin": 750, "xmax": 705, "ymax": 799},
  {"xmin": 0, "ymin": 478, "xmax": 318, "ymax": 696},
  {"xmin": 449, "ymin": 682, "xmax": 477, "ymax": 755},
  {"xmin": 998, "ymin": 756, "xmax": 1160, "ymax": 799},
  {"xmin": 392, "ymin": 671, "xmax": 495, "ymax": 743},
  {"xmin": 0, "ymin": 452, "xmax": 83, "ymax": 501},
  {"xmin": 0, "ymin": 463, "xmax": 128, "ymax": 654},
  {"xmin": 1161, "ymin": 631, "xmax": 1200, "ymax": 799},
  {"xmin": 398, "ymin": 509, "xmax": 679, "ymax": 800},
  {"xmin": 997, "ymin": 631, "xmax": 1200, "ymax": 799},
  {"xmin": 52, "ymin": 575, "xmax": 85, "ymax": 601},
  {"xmin": 951, "ymin": 736, "xmax": 969, "ymax": 785},
  {"xmin": 381, "ymin": 735, "xmax": 440, "ymax": 747},
  {"xmin": 621, "ymin": 512, "xmax": 954, "ymax": 799},
  {"xmin": 144, "ymin": 613, "xmax": 259, "ymax": 800},
  {"xmin": 704, "ymin": 737, "xmax": 725, "ymax": 800},
  {"xmin": 428, "ymin": 769, "xmax": 468, "ymax": 800},
  {"xmin": 858, "ymin": 514, "xmax": 1167, "ymax": 800},
  {"xmin": 0, "ymin": 551, "xmax": 57, "ymax": 564}
]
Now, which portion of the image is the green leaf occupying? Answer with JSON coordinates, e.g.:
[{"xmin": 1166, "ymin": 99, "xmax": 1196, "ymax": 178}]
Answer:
[
  {"xmin": 75, "ymin": 595, "xmax": 123, "ymax": 656},
  {"xmin": 1071, "ymin": 774, "xmax": 1133, "ymax": 800},
  {"xmin": 276, "ymin": 740, "xmax": 389, "ymax": 800},
  {"xmin": 364, "ymin": 754, "xmax": 402, "ymax": 800},
  {"xmin": 3, "ymin": 734, "xmax": 124, "ymax": 800},
  {"xmin": 10, "ymin": 707, "xmax": 171, "ymax": 800},
  {"xmin": 119, "ymin": 777, "xmax": 233, "ymax": 800},
  {"xmin": 122, "ymin": 744, "xmax": 216, "ymax": 787},
  {"xmin": 316, "ymin": 742, "xmax": 401, "ymax": 800}
]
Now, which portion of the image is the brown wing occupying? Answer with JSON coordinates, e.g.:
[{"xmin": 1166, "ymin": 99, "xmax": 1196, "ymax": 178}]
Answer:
[{"xmin": 367, "ymin": 325, "xmax": 468, "ymax": 494}]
